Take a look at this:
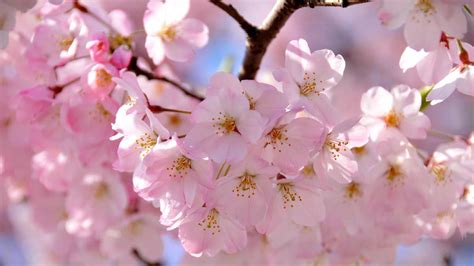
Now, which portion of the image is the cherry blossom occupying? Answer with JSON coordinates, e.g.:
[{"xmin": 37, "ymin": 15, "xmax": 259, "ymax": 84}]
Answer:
[
  {"xmin": 1, "ymin": 0, "xmax": 474, "ymax": 264},
  {"xmin": 378, "ymin": 0, "xmax": 467, "ymax": 51},
  {"xmin": 144, "ymin": 0, "xmax": 209, "ymax": 64},
  {"xmin": 214, "ymin": 155, "xmax": 277, "ymax": 228},
  {"xmin": 184, "ymin": 73, "xmax": 266, "ymax": 163},
  {"xmin": 101, "ymin": 213, "xmax": 164, "ymax": 265},
  {"xmin": 178, "ymin": 203, "xmax": 247, "ymax": 257},
  {"xmin": 258, "ymin": 115, "xmax": 325, "ymax": 175},
  {"xmin": 274, "ymin": 38, "xmax": 345, "ymax": 123},
  {"xmin": 65, "ymin": 171, "xmax": 128, "ymax": 237},
  {"xmin": 361, "ymin": 85, "xmax": 431, "ymax": 140},
  {"xmin": 256, "ymin": 176, "xmax": 325, "ymax": 248}
]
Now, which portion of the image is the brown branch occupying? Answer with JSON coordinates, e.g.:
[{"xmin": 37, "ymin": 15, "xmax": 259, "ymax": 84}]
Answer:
[
  {"xmin": 128, "ymin": 57, "xmax": 205, "ymax": 101},
  {"xmin": 233, "ymin": 0, "xmax": 370, "ymax": 80},
  {"xmin": 209, "ymin": 0, "xmax": 258, "ymax": 37},
  {"xmin": 132, "ymin": 249, "xmax": 161, "ymax": 266}
]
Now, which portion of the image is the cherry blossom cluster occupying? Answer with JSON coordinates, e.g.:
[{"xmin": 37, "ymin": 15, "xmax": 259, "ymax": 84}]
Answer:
[{"xmin": 0, "ymin": 0, "xmax": 473, "ymax": 265}]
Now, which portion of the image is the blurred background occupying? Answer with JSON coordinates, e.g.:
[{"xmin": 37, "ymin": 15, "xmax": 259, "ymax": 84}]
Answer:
[{"xmin": 1, "ymin": 0, "xmax": 473, "ymax": 265}]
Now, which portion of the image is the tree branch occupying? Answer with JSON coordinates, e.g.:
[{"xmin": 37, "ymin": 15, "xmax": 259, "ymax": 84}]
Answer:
[
  {"xmin": 128, "ymin": 57, "xmax": 205, "ymax": 101},
  {"xmin": 210, "ymin": 0, "xmax": 258, "ymax": 37},
  {"xmin": 221, "ymin": 0, "xmax": 370, "ymax": 80}
]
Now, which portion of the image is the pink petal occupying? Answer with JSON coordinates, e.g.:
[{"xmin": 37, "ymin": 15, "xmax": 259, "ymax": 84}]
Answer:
[
  {"xmin": 404, "ymin": 12, "xmax": 442, "ymax": 51},
  {"xmin": 145, "ymin": 36, "xmax": 166, "ymax": 65},
  {"xmin": 178, "ymin": 18, "xmax": 209, "ymax": 48},
  {"xmin": 285, "ymin": 39, "xmax": 311, "ymax": 83},
  {"xmin": 427, "ymin": 69, "xmax": 459, "ymax": 105},
  {"xmin": 399, "ymin": 112, "xmax": 431, "ymax": 139},
  {"xmin": 391, "ymin": 85, "xmax": 421, "ymax": 116},
  {"xmin": 361, "ymin": 86, "xmax": 393, "ymax": 117}
]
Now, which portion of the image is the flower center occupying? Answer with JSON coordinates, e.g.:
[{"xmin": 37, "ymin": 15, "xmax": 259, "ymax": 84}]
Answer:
[
  {"xmin": 384, "ymin": 110, "xmax": 400, "ymax": 127},
  {"xmin": 198, "ymin": 208, "xmax": 221, "ymax": 235},
  {"xmin": 127, "ymin": 220, "xmax": 143, "ymax": 235},
  {"xmin": 232, "ymin": 172, "xmax": 257, "ymax": 198},
  {"xmin": 94, "ymin": 182, "xmax": 109, "ymax": 199},
  {"xmin": 431, "ymin": 164, "xmax": 451, "ymax": 184},
  {"xmin": 264, "ymin": 127, "xmax": 290, "ymax": 152},
  {"xmin": 166, "ymin": 156, "xmax": 192, "ymax": 178},
  {"xmin": 325, "ymin": 135, "xmax": 349, "ymax": 160},
  {"xmin": 59, "ymin": 36, "xmax": 74, "ymax": 51},
  {"xmin": 95, "ymin": 68, "xmax": 113, "ymax": 88},
  {"xmin": 386, "ymin": 164, "xmax": 402, "ymax": 183},
  {"xmin": 345, "ymin": 182, "xmax": 362, "ymax": 199},
  {"xmin": 299, "ymin": 72, "xmax": 324, "ymax": 96},
  {"xmin": 212, "ymin": 113, "xmax": 237, "ymax": 135},
  {"xmin": 168, "ymin": 114, "xmax": 182, "ymax": 126},
  {"xmin": 175, "ymin": 156, "xmax": 192, "ymax": 171},
  {"xmin": 135, "ymin": 132, "xmax": 157, "ymax": 158},
  {"xmin": 415, "ymin": 0, "xmax": 435, "ymax": 14},
  {"xmin": 301, "ymin": 164, "xmax": 315, "ymax": 176},
  {"xmin": 89, "ymin": 103, "xmax": 111, "ymax": 123},
  {"xmin": 279, "ymin": 183, "xmax": 302, "ymax": 209},
  {"xmin": 109, "ymin": 34, "xmax": 132, "ymax": 50},
  {"xmin": 352, "ymin": 146, "xmax": 366, "ymax": 155},
  {"xmin": 160, "ymin": 25, "xmax": 177, "ymax": 42}
]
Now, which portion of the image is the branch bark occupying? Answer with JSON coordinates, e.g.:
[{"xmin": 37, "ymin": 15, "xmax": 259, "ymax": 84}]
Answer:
[
  {"xmin": 209, "ymin": 0, "xmax": 258, "ymax": 37},
  {"xmin": 210, "ymin": 0, "xmax": 370, "ymax": 80}
]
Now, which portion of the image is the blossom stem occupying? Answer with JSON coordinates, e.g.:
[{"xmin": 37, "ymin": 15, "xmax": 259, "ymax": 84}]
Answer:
[
  {"xmin": 211, "ymin": 0, "xmax": 369, "ymax": 80},
  {"xmin": 148, "ymin": 105, "xmax": 192, "ymax": 114},
  {"xmin": 427, "ymin": 129, "xmax": 458, "ymax": 141},
  {"xmin": 48, "ymin": 77, "xmax": 81, "ymax": 97},
  {"xmin": 128, "ymin": 57, "xmax": 205, "ymax": 101},
  {"xmin": 132, "ymin": 249, "xmax": 161, "ymax": 266},
  {"xmin": 73, "ymin": 0, "xmax": 117, "ymax": 33}
]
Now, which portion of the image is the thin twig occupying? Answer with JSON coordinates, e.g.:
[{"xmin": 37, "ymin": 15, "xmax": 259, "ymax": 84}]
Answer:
[
  {"xmin": 211, "ymin": 0, "xmax": 369, "ymax": 80},
  {"xmin": 132, "ymin": 249, "xmax": 161, "ymax": 266},
  {"xmin": 209, "ymin": 0, "xmax": 258, "ymax": 37},
  {"xmin": 129, "ymin": 57, "xmax": 204, "ymax": 101},
  {"xmin": 74, "ymin": 0, "xmax": 117, "ymax": 33}
]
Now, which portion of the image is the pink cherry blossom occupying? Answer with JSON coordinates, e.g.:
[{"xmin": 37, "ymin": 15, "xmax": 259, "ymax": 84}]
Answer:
[
  {"xmin": 144, "ymin": 0, "xmax": 209, "ymax": 64},
  {"xmin": 256, "ymin": 176, "xmax": 325, "ymax": 248},
  {"xmin": 101, "ymin": 213, "xmax": 164, "ymax": 265},
  {"xmin": 65, "ymin": 171, "xmax": 128, "ymax": 237},
  {"xmin": 86, "ymin": 32, "xmax": 110, "ymax": 63},
  {"xmin": 82, "ymin": 63, "xmax": 118, "ymax": 100},
  {"xmin": 14, "ymin": 85, "xmax": 55, "ymax": 123},
  {"xmin": 32, "ymin": 148, "xmax": 80, "ymax": 192},
  {"xmin": 361, "ymin": 85, "xmax": 431, "ymax": 140},
  {"xmin": 313, "ymin": 117, "xmax": 368, "ymax": 184},
  {"xmin": 30, "ymin": 14, "xmax": 85, "ymax": 66},
  {"xmin": 214, "ymin": 155, "xmax": 277, "ymax": 228},
  {"xmin": 112, "ymin": 105, "xmax": 169, "ymax": 172},
  {"xmin": 207, "ymin": 73, "xmax": 288, "ymax": 123},
  {"xmin": 258, "ymin": 115, "xmax": 325, "ymax": 175},
  {"xmin": 184, "ymin": 73, "xmax": 266, "ymax": 163},
  {"xmin": 133, "ymin": 136, "xmax": 212, "ymax": 225},
  {"xmin": 378, "ymin": 0, "xmax": 467, "ymax": 51},
  {"xmin": 426, "ymin": 43, "xmax": 474, "ymax": 105},
  {"xmin": 399, "ymin": 41, "xmax": 454, "ymax": 84},
  {"xmin": 64, "ymin": 98, "xmax": 118, "ymax": 146},
  {"xmin": 274, "ymin": 38, "xmax": 345, "ymax": 123},
  {"xmin": 178, "ymin": 203, "xmax": 247, "ymax": 257}
]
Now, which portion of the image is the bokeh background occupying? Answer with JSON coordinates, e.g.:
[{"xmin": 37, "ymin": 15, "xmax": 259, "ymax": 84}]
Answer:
[{"xmin": 1, "ymin": 0, "xmax": 473, "ymax": 265}]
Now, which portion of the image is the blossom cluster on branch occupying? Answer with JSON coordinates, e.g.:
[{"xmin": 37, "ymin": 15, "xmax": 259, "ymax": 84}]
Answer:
[{"xmin": 0, "ymin": 0, "xmax": 473, "ymax": 265}]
